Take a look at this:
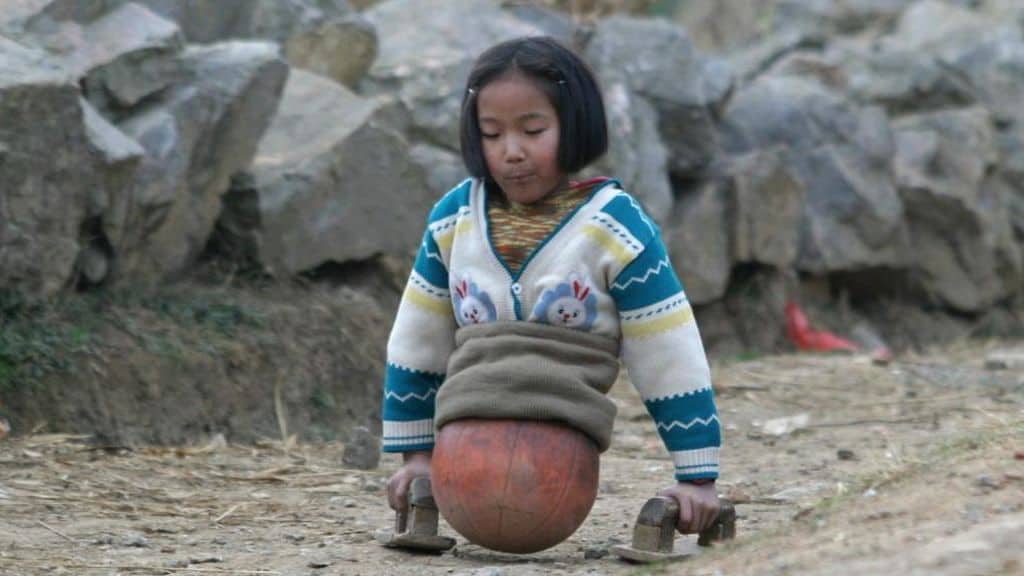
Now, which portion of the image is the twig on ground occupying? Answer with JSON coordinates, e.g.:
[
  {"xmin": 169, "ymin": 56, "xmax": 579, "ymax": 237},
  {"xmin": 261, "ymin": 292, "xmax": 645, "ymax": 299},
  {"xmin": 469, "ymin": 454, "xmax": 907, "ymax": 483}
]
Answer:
[
  {"xmin": 36, "ymin": 520, "xmax": 78, "ymax": 544},
  {"xmin": 214, "ymin": 503, "xmax": 242, "ymax": 524}
]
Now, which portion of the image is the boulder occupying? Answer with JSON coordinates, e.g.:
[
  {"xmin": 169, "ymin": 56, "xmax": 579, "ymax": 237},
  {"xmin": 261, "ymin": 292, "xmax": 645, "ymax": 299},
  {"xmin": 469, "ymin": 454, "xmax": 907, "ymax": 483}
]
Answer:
[
  {"xmin": 360, "ymin": 0, "xmax": 543, "ymax": 151},
  {"xmin": 947, "ymin": 38, "xmax": 1024, "ymax": 126},
  {"xmin": 13, "ymin": 0, "xmax": 378, "ymax": 87},
  {"xmin": 879, "ymin": 0, "xmax": 1021, "ymax": 59},
  {"xmin": 585, "ymin": 15, "xmax": 729, "ymax": 177},
  {"xmin": 665, "ymin": 180, "xmax": 731, "ymax": 305},
  {"xmin": 23, "ymin": 3, "xmax": 185, "ymax": 112},
  {"xmin": 729, "ymin": 149, "xmax": 804, "ymax": 268},
  {"xmin": 219, "ymin": 69, "xmax": 433, "ymax": 276},
  {"xmin": 720, "ymin": 76, "xmax": 906, "ymax": 274},
  {"xmin": 585, "ymin": 82, "xmax": 673, "ymax": 225},
  {"xmin": 114, "ymin": 42, "xmax": 288, "ymax": 282},
  {"xmin": 837, "ymin": 45, "xmax": 976, "ymax": 114},
  {"xmin": 892, "ymin": 107, "xmax": 1022, "ymax": 311},
  {"xmin": 408, "ymin": 142, "xmax": 466, "ymax": 198},
  {"xmin": 664, "ymin": 148, "xmax": 804, "ymax": 305},
  {"xmin": 283, "ymin": 13, "xmax": 377, "ymax": 88},
  {"xmin": 0, "ymin": 38, "xmax": 140, "ymax": 297},
  {"xmin": 667, "ymin": 0, "xmax": 775, "ymax": 53}
]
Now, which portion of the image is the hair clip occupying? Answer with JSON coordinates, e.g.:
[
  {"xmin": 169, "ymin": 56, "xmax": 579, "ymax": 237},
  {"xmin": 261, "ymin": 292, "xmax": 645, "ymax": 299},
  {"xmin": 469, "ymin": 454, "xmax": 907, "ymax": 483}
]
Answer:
[{"xmin": 467, "ymin": 87, "xmax": 477, "ymax": 95}]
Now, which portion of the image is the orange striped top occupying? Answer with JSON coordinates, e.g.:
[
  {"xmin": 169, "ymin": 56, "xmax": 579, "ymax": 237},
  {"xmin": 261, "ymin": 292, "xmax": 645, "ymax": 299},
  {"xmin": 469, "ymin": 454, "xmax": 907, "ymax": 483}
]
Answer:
[{"xmin": 487, "ymin": 178, "xmax": 609, "ymax": 274}]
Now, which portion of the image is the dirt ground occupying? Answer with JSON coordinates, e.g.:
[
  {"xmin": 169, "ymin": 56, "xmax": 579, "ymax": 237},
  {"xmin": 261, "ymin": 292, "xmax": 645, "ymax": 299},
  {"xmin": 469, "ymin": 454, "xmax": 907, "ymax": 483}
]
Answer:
[{"xmin": 1, "ymin": 342, "xmax": 1022, "ymax": 576}]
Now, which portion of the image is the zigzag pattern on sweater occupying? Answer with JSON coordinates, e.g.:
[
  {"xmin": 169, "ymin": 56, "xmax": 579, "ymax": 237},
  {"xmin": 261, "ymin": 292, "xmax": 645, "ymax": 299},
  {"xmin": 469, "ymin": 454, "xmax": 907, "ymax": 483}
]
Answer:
[
  {"xmin": 612, "ymin": 254, "xmax": 671, "ymax": 290},
  {"xmin": 655, "ymin": 414, "xmax": 720, "ymax": 432},
  {"xmin": 384, "ymin": 387, "xmax": 438, "ymax": 403}
]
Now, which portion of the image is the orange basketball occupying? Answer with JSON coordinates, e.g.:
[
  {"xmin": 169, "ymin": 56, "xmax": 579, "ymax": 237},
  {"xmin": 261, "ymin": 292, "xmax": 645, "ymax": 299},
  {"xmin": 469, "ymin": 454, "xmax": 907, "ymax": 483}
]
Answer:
[{"xmin": 431, "ymin": 418, "xmax": 599, "ymax": 554}]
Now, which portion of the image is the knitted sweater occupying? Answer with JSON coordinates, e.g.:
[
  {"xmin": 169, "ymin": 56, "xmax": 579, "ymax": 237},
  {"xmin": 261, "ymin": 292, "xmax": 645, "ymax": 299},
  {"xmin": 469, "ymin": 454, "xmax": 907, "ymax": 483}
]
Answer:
[{"xmin": 382, "ymin": 178, "xmax": 721, "ymax": 481}]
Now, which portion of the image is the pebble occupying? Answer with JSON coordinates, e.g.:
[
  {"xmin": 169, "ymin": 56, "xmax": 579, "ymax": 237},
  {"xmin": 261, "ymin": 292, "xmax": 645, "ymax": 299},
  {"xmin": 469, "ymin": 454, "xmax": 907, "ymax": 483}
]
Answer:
[
  {"xmin": 583, "ymin": 546, "xmax": 607, "ymax": 559},
  {"xmin": 342, "ymin": 427, "xmax": 381, "ymax": 470},
  {"xmin": 837, "ymin": 449, "xmax": 856, "ymax": 461},
  {"xmin": 123, "ymin": 534, "xmax": 150, "ymax": 548}
]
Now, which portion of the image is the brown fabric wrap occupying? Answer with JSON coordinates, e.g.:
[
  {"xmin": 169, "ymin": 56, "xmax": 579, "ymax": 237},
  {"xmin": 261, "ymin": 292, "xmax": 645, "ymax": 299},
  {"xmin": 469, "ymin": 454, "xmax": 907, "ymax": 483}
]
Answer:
[{"xmin": 434, "ymin": 321, "xmax": 621, "ymax": 452}]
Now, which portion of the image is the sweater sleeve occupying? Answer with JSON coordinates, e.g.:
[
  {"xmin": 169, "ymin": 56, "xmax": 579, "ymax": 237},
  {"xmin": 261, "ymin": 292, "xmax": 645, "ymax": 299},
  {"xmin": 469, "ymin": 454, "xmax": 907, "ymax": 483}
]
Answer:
[
  {"xmin": 609, "ymin": 224, "xmax": 721, "ymax": 481},
  {"xmin": 381, "ymin": 202, "xmax": 460, "ymax": 453}
]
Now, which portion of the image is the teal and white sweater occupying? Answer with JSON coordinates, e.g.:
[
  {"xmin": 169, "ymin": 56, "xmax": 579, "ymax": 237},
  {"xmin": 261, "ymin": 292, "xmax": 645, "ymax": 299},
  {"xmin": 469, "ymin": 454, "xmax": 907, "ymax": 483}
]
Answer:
[{"xmin": 382, "ymin": 178, "xmax": 721, "ymax": 481}]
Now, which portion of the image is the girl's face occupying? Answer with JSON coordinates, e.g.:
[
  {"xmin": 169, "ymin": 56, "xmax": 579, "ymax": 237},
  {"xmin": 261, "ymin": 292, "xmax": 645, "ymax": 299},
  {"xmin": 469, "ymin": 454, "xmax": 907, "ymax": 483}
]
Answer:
[{"xmin": 477, "ymin": 72, "xmax": 566, "ymax": 204}]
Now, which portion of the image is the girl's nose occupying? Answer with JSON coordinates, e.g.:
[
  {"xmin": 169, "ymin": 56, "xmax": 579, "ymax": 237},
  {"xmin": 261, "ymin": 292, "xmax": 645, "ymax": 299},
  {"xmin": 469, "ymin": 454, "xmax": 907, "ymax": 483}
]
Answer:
[{"xmin": 504, "ymin": 136, "xmax": 525, "ymax": 162}]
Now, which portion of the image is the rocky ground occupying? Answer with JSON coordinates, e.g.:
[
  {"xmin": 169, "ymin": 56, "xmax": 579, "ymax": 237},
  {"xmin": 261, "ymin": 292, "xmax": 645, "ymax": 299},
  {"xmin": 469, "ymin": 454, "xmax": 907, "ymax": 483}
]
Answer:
[{"xmin": 1, "ymin": 342, "xmax": 1022, "ymax": 576}]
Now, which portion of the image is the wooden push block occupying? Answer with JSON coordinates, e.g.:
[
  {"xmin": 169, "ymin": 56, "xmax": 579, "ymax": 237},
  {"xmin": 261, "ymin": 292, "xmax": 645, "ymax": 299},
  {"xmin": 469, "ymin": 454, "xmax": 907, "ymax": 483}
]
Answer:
[
  {"xmin": 375, "ymin": 477, "xmax": 456, "ymax": 552},
  {"xmin": 612, "ymin": 497, "xmax": 736, "ymax": 563}
]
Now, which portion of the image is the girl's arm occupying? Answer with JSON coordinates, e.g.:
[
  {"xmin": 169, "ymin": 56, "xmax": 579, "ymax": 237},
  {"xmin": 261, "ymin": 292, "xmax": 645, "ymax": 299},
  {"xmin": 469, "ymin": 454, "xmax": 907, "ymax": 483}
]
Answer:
[
  {"xmin": 609, "ymin": 227, "xmax": 721, "ymax": 483},
  {"xmin": 381, "ymin": 222, "xmax": 457, "ymax": 453}
]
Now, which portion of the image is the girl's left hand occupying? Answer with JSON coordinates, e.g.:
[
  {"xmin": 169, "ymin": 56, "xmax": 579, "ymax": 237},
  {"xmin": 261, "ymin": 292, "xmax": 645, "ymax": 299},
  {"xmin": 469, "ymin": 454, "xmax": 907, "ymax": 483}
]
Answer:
[{"xmin": 657, "ymin": 481, "xmax": 720, "ymax": 534}]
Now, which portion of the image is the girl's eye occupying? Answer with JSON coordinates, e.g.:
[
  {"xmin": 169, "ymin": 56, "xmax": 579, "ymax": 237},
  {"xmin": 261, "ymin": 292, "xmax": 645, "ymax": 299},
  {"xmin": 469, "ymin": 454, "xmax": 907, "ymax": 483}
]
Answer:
[
  {"xmin": 481, "ymin": 132, "xmax": 499, "ymax": 140},
  {"xmin": 525, "ymin": 128, "xmax": 546, "ymax": 136}
]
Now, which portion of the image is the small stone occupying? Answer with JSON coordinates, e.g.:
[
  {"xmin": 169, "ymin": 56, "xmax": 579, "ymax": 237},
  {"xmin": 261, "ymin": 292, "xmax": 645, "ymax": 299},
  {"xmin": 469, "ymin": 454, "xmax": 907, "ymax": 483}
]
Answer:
[
  {"xmin": 583, "ymin": 546, "xmax": 607, "ymax": 559},
  {"xmin": 341, "ymin": 427, "xmax": 381, "ymax": 470},
  {"xmin": 837, "ymin": 449, "xmax": 856, "ymax": 461},
  {"xmin": 976, "ymin": 475, "xmax": 1003, "ymax": 490},
  {"xmin": 123, "ymin": 534, "xmax": 150, "ymax": 548},
  {"xmin": 308, "ymin": 559, "xmax": 331, "ymax": 569},
  {"xmin": 285, "ymin": 533, "xmax": 305, "ymax": 543}
]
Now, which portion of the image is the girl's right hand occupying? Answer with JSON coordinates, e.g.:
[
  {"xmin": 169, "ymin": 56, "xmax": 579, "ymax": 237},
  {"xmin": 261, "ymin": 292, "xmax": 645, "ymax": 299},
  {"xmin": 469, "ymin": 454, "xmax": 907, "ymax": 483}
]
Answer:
[{"xmin": 386, "ymin": 450, "xmax": 432, "ymax": 512}]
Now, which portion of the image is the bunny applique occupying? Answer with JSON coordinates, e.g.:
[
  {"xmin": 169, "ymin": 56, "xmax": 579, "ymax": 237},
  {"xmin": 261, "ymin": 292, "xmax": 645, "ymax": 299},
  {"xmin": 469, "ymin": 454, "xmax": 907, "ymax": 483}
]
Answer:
[
  {"xmin": 452, "ymin": 276, "xmax": 497, "ymax": 326},
  {"xmin": 529, "ymin": 274, "xmax": 598, "ymax": 331}
]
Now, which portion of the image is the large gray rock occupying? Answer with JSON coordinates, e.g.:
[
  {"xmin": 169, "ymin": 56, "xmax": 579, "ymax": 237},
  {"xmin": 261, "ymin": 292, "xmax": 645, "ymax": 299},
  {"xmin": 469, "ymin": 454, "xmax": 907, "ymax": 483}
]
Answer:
[
  {"xmin": 668, "ymin": 0, "xmax": 775, "ymax": 53},
  {"xmin": 283, "ymin": 13, "xmax": 377, "ymax": 88},
  {"xmin": 585, "ymin": 82, "xmax": 673, "ymax": 225},
  {"xmin": 220, "ymin": 70, "xmax": 433, "ymax": 276},
  {"xmin": 838, "ymin": 45, "xmax": 976, "ymax": 114},
  {"xmin": 880, "ymin": 0, "xmax": 1021, "ymax": 59},
  {"xmin": 721, "ymin": 76, "xmax": 906, "ymax": 274},
  {"xmin": 408, "ymin": 142, "xmax": 466, "ymax": 198},
  {"xmin": 23, "ymin": 3, "xmax": 185, "ymax": 112},
  {"xmin": 13, "ymin": 0, "xmax": 378, "ymax": 87},
  {"xmin": 585, "ymin": 15, "xmax": 728, "ymax": 177},
  {"xmin": 360, "ymin": 0, "xmax": 543, "ymax": 151},
  {"xmin": 947, "ymin": 38, "xmax": 1024, "ymax": 126},
  {"xmin": 0, "ymin": 38, "xmax": 141, "ymax": 297},
  {"xmin": 666, "ymin": 181, "xmax": 731, "ymax": 305},
  {"xmin": 892, "ymin": 107, "xmax": 1022, "ymax": 311},
  {"xmin": 114, "ymin": 42, "xmax": 288, "ymax": 282},
  {"xmin": 773, "ymin": 0, "xmax": 913, "ymax": 35},
  {"xmin": 729, "ymin": 149, "xmax": 804, "ymax": 268},
  {"xmin": 664, "ymin": 148, "xmax": 804, "ymax": 305}
]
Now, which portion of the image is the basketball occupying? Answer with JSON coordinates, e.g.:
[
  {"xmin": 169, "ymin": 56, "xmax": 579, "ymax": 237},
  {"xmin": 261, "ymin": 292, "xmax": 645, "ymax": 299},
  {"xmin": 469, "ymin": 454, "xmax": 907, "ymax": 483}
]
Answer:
[{"xmin": 431, "ymin": 418, "xmax": 600, "ymax": 554}]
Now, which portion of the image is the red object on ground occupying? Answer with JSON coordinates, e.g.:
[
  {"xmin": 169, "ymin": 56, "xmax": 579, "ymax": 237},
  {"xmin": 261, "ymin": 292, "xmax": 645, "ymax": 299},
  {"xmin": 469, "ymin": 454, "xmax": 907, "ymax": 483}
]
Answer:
[
  {"xmin": 432, "ymin": 419, "xmax": 599, "ymax": 554},
  {"xmin": 785, "ymin": 301, "xmax": 859, "ymax": 353}
]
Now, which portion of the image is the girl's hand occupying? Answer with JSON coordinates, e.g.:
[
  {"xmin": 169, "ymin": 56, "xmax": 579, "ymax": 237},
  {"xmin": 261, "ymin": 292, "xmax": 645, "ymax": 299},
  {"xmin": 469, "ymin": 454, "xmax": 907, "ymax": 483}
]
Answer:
[
  {"xmin": 386, "ymin": 450, "xmax": 432, "ymax": 512},
  {"xmin": 658, "ymin": 481, "xmax": 720, "ymax": 534}
]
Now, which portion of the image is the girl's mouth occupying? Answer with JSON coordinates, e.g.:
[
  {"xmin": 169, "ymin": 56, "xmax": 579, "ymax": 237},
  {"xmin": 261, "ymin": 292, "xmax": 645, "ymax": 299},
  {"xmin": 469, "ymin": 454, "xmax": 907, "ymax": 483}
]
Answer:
[{"xmin": 505, "ymin": 173, "xmax": 534, "ymax": 184}]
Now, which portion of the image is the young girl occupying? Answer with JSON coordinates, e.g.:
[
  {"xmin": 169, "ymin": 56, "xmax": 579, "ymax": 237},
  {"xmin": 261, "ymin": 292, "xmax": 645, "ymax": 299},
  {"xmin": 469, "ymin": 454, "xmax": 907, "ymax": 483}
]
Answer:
[{"xmin": 381, "ymin": 36, "xmax": 721, "ymax": 536}]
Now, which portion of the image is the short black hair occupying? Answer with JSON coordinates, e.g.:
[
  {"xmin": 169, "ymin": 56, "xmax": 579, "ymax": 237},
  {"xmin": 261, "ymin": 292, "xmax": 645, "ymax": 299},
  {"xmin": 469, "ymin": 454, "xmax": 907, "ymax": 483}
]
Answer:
[{"xmin": 459, "ymin": 36, "xmax": 608, "ymax": 180}]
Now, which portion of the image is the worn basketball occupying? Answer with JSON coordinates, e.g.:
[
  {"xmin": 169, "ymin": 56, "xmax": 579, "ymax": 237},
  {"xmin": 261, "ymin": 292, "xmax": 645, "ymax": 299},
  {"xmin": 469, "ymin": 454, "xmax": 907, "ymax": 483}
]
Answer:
[{"xmin": 431, "ymin": 418, "xmax": 599, "ymax": 554}]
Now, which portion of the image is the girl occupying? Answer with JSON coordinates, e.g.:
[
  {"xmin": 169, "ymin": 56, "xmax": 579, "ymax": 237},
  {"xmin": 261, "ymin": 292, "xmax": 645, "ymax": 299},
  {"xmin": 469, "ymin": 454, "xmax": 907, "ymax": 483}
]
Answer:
[{"xmin": 381, "ymin": 36, "xmax": 721, "ymax": 536}]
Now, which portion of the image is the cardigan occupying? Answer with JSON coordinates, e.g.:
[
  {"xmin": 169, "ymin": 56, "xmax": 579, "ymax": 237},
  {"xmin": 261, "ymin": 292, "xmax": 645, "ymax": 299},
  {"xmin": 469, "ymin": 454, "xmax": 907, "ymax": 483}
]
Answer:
[{"xmin": 381, "ymin": 177, "xmax": 721, "ymax": 481}]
